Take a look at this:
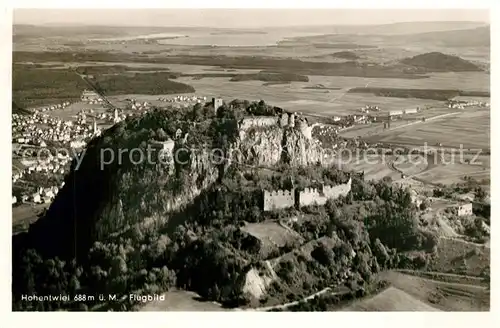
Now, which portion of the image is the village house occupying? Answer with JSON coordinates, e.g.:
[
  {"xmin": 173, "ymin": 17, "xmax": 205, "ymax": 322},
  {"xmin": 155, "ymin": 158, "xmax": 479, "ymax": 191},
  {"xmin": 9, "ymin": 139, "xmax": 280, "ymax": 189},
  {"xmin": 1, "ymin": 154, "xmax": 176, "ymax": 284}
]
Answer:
[{"xmin": 456, "ymin": 203, "xmax": 473, "ymax": 216}]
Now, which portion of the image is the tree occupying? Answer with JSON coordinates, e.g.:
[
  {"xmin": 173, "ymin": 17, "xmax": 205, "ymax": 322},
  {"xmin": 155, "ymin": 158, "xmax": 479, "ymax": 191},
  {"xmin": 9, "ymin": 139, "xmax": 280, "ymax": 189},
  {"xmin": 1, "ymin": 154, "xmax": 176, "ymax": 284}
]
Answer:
[
  {"xmin": 192, "ymin": 103, "xmax": 203, "ymax": 121},
  {"xmin": 156, "ymin": 128, "xmax": 168, "ymax": 141},
  {"xmin": 474, "ymin": 186, "xmax": 487, "ymax": 201},
  {"xmin": 311, "ymin": 243, "xmax": 335, "ymax": 266},
  {"xmin": 69, "ymin": 275, "xmax": 81, "ymax": 294},
  {"xmin": 419, "ymin": 199, "xmax": 430, "ymax": 211},
  {"xmin": 372, "ymin": 239, "xmax": 390, "ymax": 268}
]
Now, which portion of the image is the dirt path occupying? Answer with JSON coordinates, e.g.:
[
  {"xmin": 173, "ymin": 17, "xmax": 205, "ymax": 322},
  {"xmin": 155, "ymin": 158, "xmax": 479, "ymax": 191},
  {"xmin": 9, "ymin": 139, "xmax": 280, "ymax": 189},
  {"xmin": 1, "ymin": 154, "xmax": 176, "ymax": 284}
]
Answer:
[
  {"xmin": 440, "ymin": 236, "xmax": 490, "ymax": 248},
  {"xmin": 247, "ymin": 267, "xmax": 488, "ymax": 312},
  {"xmin": 395, "ymin": 269, "xmax": 484, "ymax": 282},
  {"xmin": 385, "ymin": 112, "xmax": 460, "ymax": 133},
  {"xmin": 398, "ymin": 273, "xmax": 486, "ymax": 291},
  {"xmin": 248, "ymin": 287, "xmax": 334, "ymax": 312}
]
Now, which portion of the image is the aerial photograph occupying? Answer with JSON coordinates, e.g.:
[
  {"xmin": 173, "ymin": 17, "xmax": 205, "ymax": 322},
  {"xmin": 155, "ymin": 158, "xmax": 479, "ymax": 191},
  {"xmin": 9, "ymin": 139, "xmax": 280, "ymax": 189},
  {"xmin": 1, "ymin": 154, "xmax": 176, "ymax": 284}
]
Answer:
[{"xmin": 11, "ymin": 8, "xmax": 490, "ymax": 312}]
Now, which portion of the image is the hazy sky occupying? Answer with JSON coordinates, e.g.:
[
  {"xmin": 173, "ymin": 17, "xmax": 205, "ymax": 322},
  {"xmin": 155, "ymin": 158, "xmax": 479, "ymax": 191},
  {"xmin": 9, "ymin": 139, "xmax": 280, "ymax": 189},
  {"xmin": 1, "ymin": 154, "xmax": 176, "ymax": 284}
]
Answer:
[{"xmin": 13, "ymin": 9, "xmax": 489, "ymax": 28}]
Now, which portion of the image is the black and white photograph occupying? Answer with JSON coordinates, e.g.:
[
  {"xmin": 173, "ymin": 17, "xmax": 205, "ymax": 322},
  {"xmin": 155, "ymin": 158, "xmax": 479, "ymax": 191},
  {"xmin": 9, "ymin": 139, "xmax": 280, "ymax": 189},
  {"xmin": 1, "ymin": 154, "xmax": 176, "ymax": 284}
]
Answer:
[{"xmin": 7, "ymin": 5, "xmax": 492, "ymax": 316}]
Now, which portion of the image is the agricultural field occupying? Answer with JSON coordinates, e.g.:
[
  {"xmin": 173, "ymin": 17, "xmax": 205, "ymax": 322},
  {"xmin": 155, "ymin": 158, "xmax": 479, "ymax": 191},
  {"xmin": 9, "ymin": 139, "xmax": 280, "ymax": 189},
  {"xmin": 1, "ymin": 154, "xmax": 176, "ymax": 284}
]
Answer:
[
  {"xmin": 392, "ymin": 155, "xmax": 428, "ymax": 176},
  {"xmin": 342, "ymin": 286, "xmax": 441, "ymax": 311},
  {"xmin": 171, "ymin": 75, "xmax": 444, "ymax": 117},
  {"xmin": 348, "ymin": 270, "xmax": 489, "ymax": 311},
  {"xmin": 366, "ymin": 109, "xmax": 490, "ymax": 150},
  {"xmin": 417, "ymin": 162, "xmax": 490, "ymax": 187},
  {"xmin": 12, "ymin": 57, "xmax": 489, "ymax": 118},
  {"xmin": 340, "ymin": 154, "xmax": 402, "ymax": 181}
]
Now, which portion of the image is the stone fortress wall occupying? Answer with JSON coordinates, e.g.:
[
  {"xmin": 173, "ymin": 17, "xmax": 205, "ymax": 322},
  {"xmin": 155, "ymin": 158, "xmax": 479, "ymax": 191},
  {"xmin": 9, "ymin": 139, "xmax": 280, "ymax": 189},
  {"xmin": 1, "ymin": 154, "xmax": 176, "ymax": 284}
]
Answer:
[
  {"xmin": 263, "ymin": 189, "xmax": 295, "ymax": 211},
  {"xmin": 298, "ymin": 178, "xmax": 352, "ymax": 207},
  {"xmin": 263, "ymin": 178, "xmax": 352, "ymax": 211}
]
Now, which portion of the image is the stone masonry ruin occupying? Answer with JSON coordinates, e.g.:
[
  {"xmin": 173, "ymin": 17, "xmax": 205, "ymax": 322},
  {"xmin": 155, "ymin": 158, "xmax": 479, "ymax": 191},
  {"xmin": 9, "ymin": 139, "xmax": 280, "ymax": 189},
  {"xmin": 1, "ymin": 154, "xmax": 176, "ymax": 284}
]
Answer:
[{"xmin": 262, "ymin": 178, "xmax": 352, "ymax": 211}]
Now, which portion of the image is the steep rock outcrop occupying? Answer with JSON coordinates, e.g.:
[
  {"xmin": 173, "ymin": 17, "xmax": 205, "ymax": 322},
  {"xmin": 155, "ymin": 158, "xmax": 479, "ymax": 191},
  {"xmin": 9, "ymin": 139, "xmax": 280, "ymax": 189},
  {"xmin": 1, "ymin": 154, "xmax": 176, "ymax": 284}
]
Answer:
[
  {"xmin": 238, "ymin": 126, "xmax": 323, "ymax": 167},
  {"xmin": 24, "ymin": 114, "xmax": 220, "ymax": 260}
]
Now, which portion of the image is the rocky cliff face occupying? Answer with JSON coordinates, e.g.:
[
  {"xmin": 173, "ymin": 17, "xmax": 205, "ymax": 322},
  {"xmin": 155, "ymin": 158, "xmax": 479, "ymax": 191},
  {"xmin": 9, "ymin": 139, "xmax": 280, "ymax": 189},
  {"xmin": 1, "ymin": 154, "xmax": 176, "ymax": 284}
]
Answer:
[
  {"xmin": 26, "ymin": 137, "xmax": 220, "ymax": 260},
  {"xmin": 95, "ymin": 147, "xmax": 220, "ymax": 239},
  {"xmin": 238, "ymin": 126, "xmax": 324, "ymax": 167},
  {"xmin": 22, "ymin": 115, "xmax": 325, "ymax": 260}
]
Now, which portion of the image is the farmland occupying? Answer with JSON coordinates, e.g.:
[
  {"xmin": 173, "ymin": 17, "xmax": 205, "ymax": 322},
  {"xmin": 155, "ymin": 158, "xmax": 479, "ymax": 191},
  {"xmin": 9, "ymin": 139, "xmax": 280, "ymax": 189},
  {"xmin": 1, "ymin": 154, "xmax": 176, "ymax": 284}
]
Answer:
[
  {"xmin": 366, "ymin": 109, "xmax": 490, "ymax": 150},
  {"xmin": 417, "ymin": 162, "xmax": 490, "ymax": 186},
  {"xmin": 12, "ymin": 55, "xmax": 489, "ymax": 116},
  {"xmin": 340, "ymin": 154, "xmax": 402, "ymax": 181},
  {"xmin": 343, "ymin": 286, "xmax": 441, "ymax": 311},
  {"xmin": 358, "ymin": 270, "xmax": 489, "ymax": 311}
]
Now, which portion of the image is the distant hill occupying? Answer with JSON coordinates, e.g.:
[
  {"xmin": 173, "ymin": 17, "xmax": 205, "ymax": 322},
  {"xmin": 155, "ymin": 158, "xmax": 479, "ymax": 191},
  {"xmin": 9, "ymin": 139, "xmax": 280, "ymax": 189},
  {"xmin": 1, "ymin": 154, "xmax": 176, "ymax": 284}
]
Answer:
[
  {"xmin": 400, "ymin": 52, "xmax": 483, "ymax": 72},
  {"xmin": 359, "ymin": 21, "xmax": 487, "ymax": 35},
  {"xmin": 273, "ymin": 21, "xmax": 486, "ymax": 36},
  {"xmin": 331, "ymin": 51, "xmax": 359, "ymax": 60}
]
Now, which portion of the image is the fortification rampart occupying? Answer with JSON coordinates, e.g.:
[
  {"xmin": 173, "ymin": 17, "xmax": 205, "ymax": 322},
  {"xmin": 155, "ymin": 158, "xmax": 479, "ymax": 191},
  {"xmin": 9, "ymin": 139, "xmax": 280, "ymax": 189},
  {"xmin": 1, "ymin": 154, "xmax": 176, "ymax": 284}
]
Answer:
[
  {"xmin": 263, "ymin": 178, "xmax": 352, "ymax": 211},
  {"xmin": 298, "ymin": 178, "xmax": 352, "ymax": 208},
  {"xmin": 323, "ymin": 178, "xmax": 352, "ymax": 199},
  {"xmin": 299, "ymin": 187, "xmax": 328, "ymax": 207},
  {"xmin": 263, "ymin": 189, "xmax": 295, "ymax": 211}
]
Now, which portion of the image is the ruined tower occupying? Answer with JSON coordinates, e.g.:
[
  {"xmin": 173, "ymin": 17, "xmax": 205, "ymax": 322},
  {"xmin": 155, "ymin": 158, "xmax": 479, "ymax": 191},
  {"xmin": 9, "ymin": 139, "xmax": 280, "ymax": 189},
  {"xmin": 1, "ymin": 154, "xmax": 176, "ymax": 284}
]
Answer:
[
  {"xmin": 288, "ymin": 113, "xmax": 295, "ymax": 127},
  {"xmin": 212, "ymin": 97, "xmax": 224, "ymax": 114}
]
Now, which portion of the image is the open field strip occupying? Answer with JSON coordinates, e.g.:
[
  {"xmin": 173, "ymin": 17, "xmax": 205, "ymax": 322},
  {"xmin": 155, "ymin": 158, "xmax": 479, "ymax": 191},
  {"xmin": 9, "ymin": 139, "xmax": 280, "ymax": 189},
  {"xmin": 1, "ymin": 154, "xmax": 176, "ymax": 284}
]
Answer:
[
  {"xmin": 413, "ymin": 161, "xmax": 490, "ymax": 186},
  {"xmin": 367, "ymin": 110, "xmax": 489, "ymax": 150},
  {"xmin": 376, "ymin": 271, "xmax": 489, "ymax": 311},
  {"xmin": 172, "ymin": 75, "xmax": 444, "ymax": 116},
  {"xmin": 342, "ymin": 156, "xmax": 402, "ymax": 181},
  {"xmin": 395, "ymin": 270, "xmax": 487, "ymax": 286}
]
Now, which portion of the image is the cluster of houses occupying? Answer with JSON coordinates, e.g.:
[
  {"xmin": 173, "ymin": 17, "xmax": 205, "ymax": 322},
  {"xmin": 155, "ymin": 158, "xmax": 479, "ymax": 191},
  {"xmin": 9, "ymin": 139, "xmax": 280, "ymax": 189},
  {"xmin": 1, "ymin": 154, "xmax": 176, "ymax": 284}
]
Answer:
[
  {"xmin": 157, "ymin": 95, "xmax": 207, "ymax": 103},
  {"xmin": 13, "ymin": 184, "xmax": 65, "ymax": 205},
  {"xmin": 446, "ymin": 100, "xmax": 489, "ymax": 109},
  {"xmin": 12, "ymin": 151, "xmax": 70, "ymax": 205},
  {"xmin": 12, "ymin": 107, "xmax": 107, "ymax": 205},
  {"xmin": 30, "ymin": 102, "xmax": 72, "ymax": 113},
  {"xmin": 81, "ymin": 90, "xmax": 104, "ymax": 104},
  {"xmin": 13, "ymin": 153, "xmax": 70, "ymax": 182},
  {"xmin": 13, "ymin": 111, "xmax": 101, "ymax": 148},
  {"xmin": 360, "ymin": 105, "xmax": 381, "ymax": 113},
  {"xmin": 125, "ymin": 98, "xmax": 151, "ymax": 111},
  {"xmin": 95, "ymin": 108, "xmax": 128, "ymax": 124}
]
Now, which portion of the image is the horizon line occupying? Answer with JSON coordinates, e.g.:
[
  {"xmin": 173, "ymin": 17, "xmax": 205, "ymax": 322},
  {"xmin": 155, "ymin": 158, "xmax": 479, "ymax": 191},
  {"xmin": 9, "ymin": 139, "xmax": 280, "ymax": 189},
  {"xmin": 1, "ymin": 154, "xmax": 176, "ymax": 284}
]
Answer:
[{"xmin": 13, "ymin": 20, "xmax": 490, "ymax": 29}]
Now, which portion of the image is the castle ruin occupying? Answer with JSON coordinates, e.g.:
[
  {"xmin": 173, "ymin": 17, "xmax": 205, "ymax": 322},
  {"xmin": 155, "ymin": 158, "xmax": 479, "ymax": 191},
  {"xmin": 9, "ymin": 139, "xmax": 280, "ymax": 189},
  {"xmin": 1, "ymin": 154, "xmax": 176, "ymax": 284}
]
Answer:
[
  {"xmin": 262, "ymin": 178, "xmax": 352, "ymax": 211},
  {"xmin": 298, "ymin": 178, "xmax": 352, "ymax": 207},
  {"xmin": 263, "ymin": 189, "xmax": 295, "ymax": 211},
  {"xmin": 212, "ymin": 98, "xmax": 224, "ymax": 113}
]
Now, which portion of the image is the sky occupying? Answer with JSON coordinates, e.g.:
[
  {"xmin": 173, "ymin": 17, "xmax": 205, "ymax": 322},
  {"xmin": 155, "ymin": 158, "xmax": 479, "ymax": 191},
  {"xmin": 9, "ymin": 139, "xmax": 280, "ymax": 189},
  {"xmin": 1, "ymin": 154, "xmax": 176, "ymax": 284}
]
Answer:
[{"xmin": 13, "ymin": 9, "xmax": 489, "ymax": 28}]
